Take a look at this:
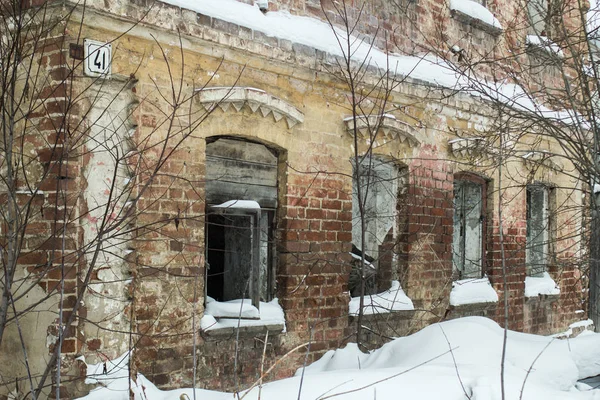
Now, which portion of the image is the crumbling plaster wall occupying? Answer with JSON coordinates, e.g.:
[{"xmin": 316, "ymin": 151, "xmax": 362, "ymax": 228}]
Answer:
[
  {"xmin": 2, "ymin": 0, "xmax": 589, "ymax": 396},
  {"xmin": 70, "ymin": 5, "xmax": 586, "ymax": 389},
  {"xmin": 80, "ymin": 78, "xmax": 138, "ymax": 359}
]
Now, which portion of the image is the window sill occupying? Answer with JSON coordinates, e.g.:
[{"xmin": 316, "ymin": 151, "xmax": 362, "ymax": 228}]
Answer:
[
  {"xmin": 524, "ymin": 293, "xmax": 560, "ymax": 303},
  {"xmin": 449, "ymin": 0, "xmax": 503, "ymax": 36},
  {"xmin": 348, "ymin": 281, "xmax": 414, "ymax": 316},
  {"xmin": 449, "ymin": 301, "xmax": 498, "ymax": 313},
  {"xmin": 349, "ymin": 309, "xmax": 415, "ymax": 323},
  {"xmin": 200, "ymin": 322, "xmax": 285, "ymax": 339},
  {"xmin": 449, "ymin": 276, "xmax": 499, "ymax": 307},
  {"xmin": 526, "ymin": 35, "xmax": 564, "ymax": 60},
  {"xmin": 524, "ymin": 271, "xmax": 560, "ymax": 298},
  {"xmin": 200, "ymin": 298, "xmax": 286, "ymax": 339}
]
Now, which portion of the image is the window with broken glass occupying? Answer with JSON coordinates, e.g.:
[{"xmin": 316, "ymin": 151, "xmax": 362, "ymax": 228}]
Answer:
[
  {"xmin": 452, "ymin": 174, "xmax": 487, "ymax": 279},
  {"xmin": 350, "ymin": 157, "xmax": 407, "ymax": 296},
  {"xmin": 205, "ymin": 137, "xmax": 278, "ymax": 316},
  {"xmin": 528, "ymin": 0, "xmax": 548, "ymax": 35},
  {"xmin": 526, "ymin": 184, "xmax": 551, "ymax": 277}
]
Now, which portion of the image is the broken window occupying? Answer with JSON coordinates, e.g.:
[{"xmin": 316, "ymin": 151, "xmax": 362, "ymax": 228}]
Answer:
[
  {"xmin": 350, "ymin": 157, "xmax": 407, "ymax": 296},
  {"xmin": 526, "ymin": 184, "xmax": 551, "ymax": 277},
  {"xmin": 205, "ymin": 137, "xmax": 278, "ymax": 314},
  {"xmin": 452, "ymin": 174, "xmax": 486, "ymax": 279},
  {"xmin": 528, "ymin": 0, "xmax": 548, "ymax": 35}
]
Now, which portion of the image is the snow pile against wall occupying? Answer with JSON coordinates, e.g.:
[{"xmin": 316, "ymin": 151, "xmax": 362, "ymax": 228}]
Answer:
[
  {"xmin": 449, "ymin": 277, "xmax": 499, "ymax": 306},
  {"xmin": 348, "ymin": 280, "xmax": 414, "ymax": 316},
  {"xmin": 524, "ymin": 272, "xmax": 560, "ymax": 297},
  {"xmin": 77, "ymin": 317, "xmax": 600, "ymax": 400},
  {"xmin": 553, "ymin": 319, "xmax": 595, "ymax": 338}
]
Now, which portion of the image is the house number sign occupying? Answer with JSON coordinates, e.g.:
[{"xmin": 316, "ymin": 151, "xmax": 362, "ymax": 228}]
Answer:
[{"xmin": 84, "ymin": 39, "xmax": 112, "ymax": 77}]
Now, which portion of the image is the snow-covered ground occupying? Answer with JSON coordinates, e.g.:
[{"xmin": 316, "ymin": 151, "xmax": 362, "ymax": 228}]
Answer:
[{"xmin": 77, "ymin": 317, "xmax": 600, "ymax": 400}]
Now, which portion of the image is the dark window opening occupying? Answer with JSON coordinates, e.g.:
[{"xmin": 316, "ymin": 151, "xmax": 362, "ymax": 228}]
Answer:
[{"xmin": 205, "ymin": 138, "xmax": 278, "ymax": 315}]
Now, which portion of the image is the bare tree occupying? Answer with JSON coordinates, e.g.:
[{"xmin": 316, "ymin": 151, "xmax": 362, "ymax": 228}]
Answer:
[{"xmin": 0, "ymin": 0, "xmax": 226, "ymax": 397}]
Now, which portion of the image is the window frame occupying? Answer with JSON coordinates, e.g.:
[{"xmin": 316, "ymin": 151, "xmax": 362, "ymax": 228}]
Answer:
[
  {"xmin": 527, "ymin": 0, "xmax": 548, "ymax": 36},
  {"xmin": 350, "ymin": 156, "xmax": 407, "ymax": 296},
  {"xmin": 452, "ymin": 173, "xmax": 488, "ymax": 280},
  {"xmin": 204, "ymin": 137, "xmax": 279, "ymax": 317},
  {"xmin": 206, "ymin": 205, "xmax": 262, "ymax": 311},
  {"xmin": 526, "ymin": 183, "xmax": 553, "ymax": 277}
]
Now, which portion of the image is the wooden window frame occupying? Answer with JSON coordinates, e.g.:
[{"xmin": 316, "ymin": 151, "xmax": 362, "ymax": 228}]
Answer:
[
  {"xmin": 526, "ymin": 183, "xmax": 553, "ymax": 277},
  {"xmin": 204, "ymin": 137, "xmax": 278, "ymax": 316},
  {"xmin": 452, "ymin": 172, "xmax": 488, "ymax": 280}
]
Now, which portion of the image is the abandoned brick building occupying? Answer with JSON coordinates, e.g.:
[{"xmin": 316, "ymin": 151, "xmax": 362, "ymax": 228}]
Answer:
[{"xmin": 0, "ymin": 0, "xmax": 595, "ymax": 397}]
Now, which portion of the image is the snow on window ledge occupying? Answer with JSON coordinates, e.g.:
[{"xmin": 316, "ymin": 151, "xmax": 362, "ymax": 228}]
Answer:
[
  {"xmin": 524, "ymin": 271, "xmax": 560, "ymax": 298},
  {"xmin": 201, "ymin": 297, "xmax": 286, "ymax": 336},
  {"xmin": 526, "ymin": 35, "xmax": 564, "ymax": 59},
  {"xmin": 450, "ymin": 276, "xmax": 499, "ymax": 307},
  {"xmin": 348, "ymin": 281, "xmax": 414, "ymax": 316},
  {"xmin": 449, "ymin": 0, "xmax": 503, "ymax": 35}
]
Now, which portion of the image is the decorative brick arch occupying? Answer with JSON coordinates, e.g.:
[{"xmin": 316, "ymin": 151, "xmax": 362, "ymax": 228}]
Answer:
[
  {"xmin": 343, "ymin": 114, "xmax": 420, "ymax": 146},
  {"xmin": 196, "ymin": 87, "xmax": 304, "ymax": 129}
]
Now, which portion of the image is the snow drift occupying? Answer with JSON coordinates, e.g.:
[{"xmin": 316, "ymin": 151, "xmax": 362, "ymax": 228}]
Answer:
[{"xmin": 77, "ymin": 317, "xmax": 600, "ymax": 400}]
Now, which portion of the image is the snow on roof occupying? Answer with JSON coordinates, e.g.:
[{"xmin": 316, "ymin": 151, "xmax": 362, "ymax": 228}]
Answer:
[
  {"xmin": 525, "ymin": 271, "xmax": 560, "ymax": 297},
  {"xmin": 449, "ymin": 0, "xmax": 503, "ymax": 30},
  {"xmin": 449, "ymin": 276, "xmax": 499, "ymax": 306},
  {"xmin": 201, "ymin": 298, "xmax": 285, "ymax": 332},
  {"xmin": 348, "ymin": 280, "xmax": 414, "ymax": 316},
  {"xmin": 159, "ymin": 0, "xmax": 590, "ymax": 130},
  {"xmin": 160, "ymin": 0, "xmax": 464, "ymax": 88}
]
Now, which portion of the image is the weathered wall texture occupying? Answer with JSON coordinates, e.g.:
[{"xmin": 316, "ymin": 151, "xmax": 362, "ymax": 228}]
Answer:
[{"xmin": 0, "ymin": 0, "xmax": 591, "ymax": 397}]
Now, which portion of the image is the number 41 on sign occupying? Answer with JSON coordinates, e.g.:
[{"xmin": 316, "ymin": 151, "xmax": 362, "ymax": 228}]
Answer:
[{"xmin": 84, "ymin": 39, "xmax": 112, "ymax": 78}]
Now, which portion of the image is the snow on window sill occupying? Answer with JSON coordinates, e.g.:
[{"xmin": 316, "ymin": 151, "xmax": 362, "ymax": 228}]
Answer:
[
  {"xmin": 524, "ymin": 271, "xmax": 560, "ymax": 298},
  {"xmin": 348, "ymin": 281, "xmax": 414, "ymax": 316},
  {"xmin": 450, "ymin": 276, "xmax": 499, "ymax": 306},
  {"xmin": 449, "ymin": 0, "xmax": 503, "ymax": 36},
  {"xmin": 526, "ymin": 35, "xmax": 564, "ymax": 59},
  {"xmin": 201, "ymin": 297, "xmax": 286, "ymax": 337}
]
